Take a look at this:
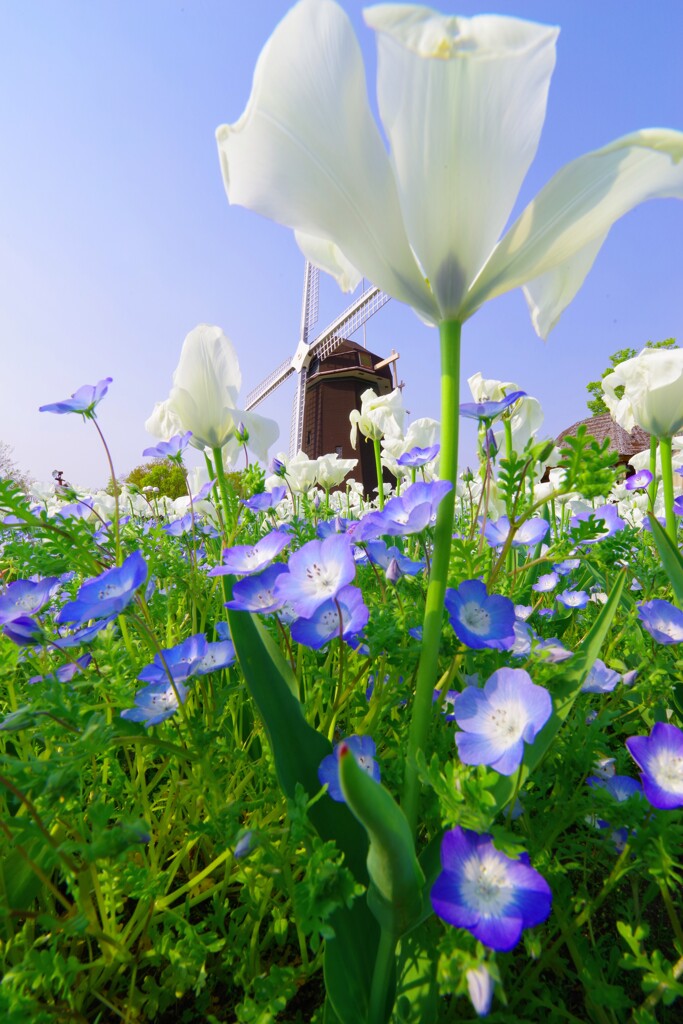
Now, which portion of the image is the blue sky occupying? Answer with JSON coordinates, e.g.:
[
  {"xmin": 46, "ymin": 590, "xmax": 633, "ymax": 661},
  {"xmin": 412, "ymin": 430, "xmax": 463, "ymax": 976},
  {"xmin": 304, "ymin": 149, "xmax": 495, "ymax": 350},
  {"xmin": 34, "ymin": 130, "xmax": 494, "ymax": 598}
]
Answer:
[{"xmin": 1, "ymin": 0, "xmax": 681, "ymax": 489}]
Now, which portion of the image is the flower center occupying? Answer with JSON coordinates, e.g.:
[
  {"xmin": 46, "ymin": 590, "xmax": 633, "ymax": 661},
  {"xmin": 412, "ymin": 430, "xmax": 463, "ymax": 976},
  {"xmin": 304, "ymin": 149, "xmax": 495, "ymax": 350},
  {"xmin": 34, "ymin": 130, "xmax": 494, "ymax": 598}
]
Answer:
[
  {"xmin": 460, "ymin": 854, "xmax": 512, "ymax": 916},
  {"xmin": 651, "ymin": 751, "xmax": 683, "ymax": 794},
  {"xmin": 461, "ymin": 602, "xmax": 491, "ymax": 635}
]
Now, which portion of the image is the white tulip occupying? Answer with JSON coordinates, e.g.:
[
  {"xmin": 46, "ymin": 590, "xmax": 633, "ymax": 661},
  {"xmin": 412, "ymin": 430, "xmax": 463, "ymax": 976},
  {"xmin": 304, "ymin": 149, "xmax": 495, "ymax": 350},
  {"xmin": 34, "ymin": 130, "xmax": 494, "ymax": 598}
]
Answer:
[
  {"xmin": 602, "ymin": 347, "xmax": 683, "ymax": 438},
  {"xmin": 314, "ymin": 453, "xmax": 358, "ymax": 489},
  {"xmin": 349, "ymin": 387, "xmax": 405, "ymax": 448}
]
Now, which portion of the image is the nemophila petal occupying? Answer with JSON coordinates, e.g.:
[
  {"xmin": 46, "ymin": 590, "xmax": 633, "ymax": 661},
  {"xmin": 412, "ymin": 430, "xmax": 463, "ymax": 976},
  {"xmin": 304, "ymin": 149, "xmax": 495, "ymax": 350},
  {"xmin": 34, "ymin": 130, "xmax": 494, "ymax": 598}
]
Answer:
[
  {"xmin": 587, "ymin": 774, "xmax": 642, "ymax": 802},
  {"xmin": 569, "ymin": 504, "xmax": 625, "ymax": 542},
  {"xmin": 138, "ymin": 634, "xmax": 210, "ymax": 685},
  {"xmin": 533, "ymin": 637, "xmax": 573, "ymax": 663},
  {"xmin": 0, "ymin": 577, "xmax": 60, "ymax": 624},
  {"xmin": 142, "ymin": 431, "xmax": 193, "ymax": 459},
  {"xmin": 57, "ymin": 551, "xmax": 147, "ymax": 625},
  {"xmin": 626, "ymin": 723, "xmax": 683, "ymax": 810},
  {"xmin": 241, "ymin": 486, "xmax": 287, "ymax": 512},
  {"xmin": 532, "ymin": 571, "xmax": 559, "ymax": 593},
  {"xmin": 195, "ymin": 639, "xmax": 236, "ymax": 675},
  {"xmin": 637, "ymin": 599, "xmax": 683, "ymax": 644},
  {"xmin": 55, "ymin": 614, "xmax": 118, "ymax": 648},
  {"xmin": 291, "ymin": 584, "xmax": 369, "ymax": 650},
  {"xmin": 365, "ymin": 541, "xmax": 425, "ymax": 576},
  {"xmin": 121, "ymin": 680, "xmax": 190, "ymax": 729},
  {"xmin": 557, "ymin": 589, "xmax": 589, "ymax": 610},
  {"xmin": 224, "ymin": 564, "xmax": 288, "ymax": 614},
  {"xmin": 625, "ymin": 469, "xmax": 653, "ymax": 491},
  {"xmin": 318, "ymin": 734, "xmax": 380, "ymax": 802},
  {"xmin": 29, "ymin": 654, "xmax": 92, "ymax": 686},
  {"xmin": 460, "ymin": 390, "xmax": 527, "ymax": 421},
  {"xmin": 445, "ymin": 579, "xmax": 516, "ymax": 651},
  {"xmin": 581, "ymin": 658, "xmax": 621, "ymax": 693},
  {"xmin": 274, "ymin": 534, "xmax": 356, "ymax": 618},
  {"xmin": 431, "ymin": 827, "xmax": 551, "ymax": 952},
  {"xmin": 3, "ymin": 615, "xmax": 44, "ymax": 646},
  {"xmin": 209, "ymin": 529, "xmax": 291, "ymax": 577},
  {"xmin": 553, "ymin": 557, "xmax": 580, "ymax": 575},
  {"xmin": 483, "ymin": 515, "xmax": 549, "ymax": 549},
  {"xmin": 39, "ymin": 377, "xmax": 112, "ymax": 416},
  {"xmin": 455, "ymin": 668, "xmax": 552, "ymax": 776},
  {"xmin": 396, "ymin": 444, "xmax": 440, "ymax": 468}
]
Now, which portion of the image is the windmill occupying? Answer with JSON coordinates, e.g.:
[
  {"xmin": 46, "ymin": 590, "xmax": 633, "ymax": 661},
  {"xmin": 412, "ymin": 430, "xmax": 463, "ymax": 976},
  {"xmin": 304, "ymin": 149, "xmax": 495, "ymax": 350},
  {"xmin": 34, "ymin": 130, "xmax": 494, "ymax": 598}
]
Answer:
[{"xmin": 244, "ymin": 262, "xmax": 400, "ymax": 492}]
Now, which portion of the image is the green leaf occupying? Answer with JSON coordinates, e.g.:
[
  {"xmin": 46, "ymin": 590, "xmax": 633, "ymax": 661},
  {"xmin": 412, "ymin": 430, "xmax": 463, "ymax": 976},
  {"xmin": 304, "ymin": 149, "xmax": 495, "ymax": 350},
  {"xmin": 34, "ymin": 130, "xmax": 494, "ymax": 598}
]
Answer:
[
  {"xmin": 339, "ymin": 746, "xmax": 424, "ymax": 938},
  {"xmin": 324, "ymin": 900, "xmax": 380, "ymax": 1024},
  {"xmin": 648, "ymin": 513, "xmax": 683, "ymax": 606},
  {"xmin": 490, "ymin": 569, "xmax": 627, "ymax": 813}
]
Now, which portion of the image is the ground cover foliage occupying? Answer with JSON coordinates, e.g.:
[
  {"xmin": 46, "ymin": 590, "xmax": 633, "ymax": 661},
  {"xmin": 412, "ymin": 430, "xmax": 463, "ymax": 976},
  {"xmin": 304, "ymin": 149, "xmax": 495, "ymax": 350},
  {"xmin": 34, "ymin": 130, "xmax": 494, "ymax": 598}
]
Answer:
[{"xmin": 1, "ymin": 387, "xmax": 683, "ymax": 1024}]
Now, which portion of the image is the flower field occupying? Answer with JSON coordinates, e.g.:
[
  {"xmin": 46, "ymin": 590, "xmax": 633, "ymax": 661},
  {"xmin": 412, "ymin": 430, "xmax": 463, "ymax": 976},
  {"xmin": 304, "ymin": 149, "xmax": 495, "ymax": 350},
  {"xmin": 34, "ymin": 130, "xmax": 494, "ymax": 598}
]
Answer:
[{"xmin": 2, "ymin": 2, "xmax": 683, "ymax": 1022}]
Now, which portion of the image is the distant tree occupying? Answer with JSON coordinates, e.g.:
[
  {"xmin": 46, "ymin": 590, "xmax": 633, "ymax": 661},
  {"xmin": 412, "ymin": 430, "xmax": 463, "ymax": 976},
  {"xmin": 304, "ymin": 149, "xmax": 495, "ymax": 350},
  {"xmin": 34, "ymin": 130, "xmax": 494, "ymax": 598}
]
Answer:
[
  {"xmin": 586, "ymin": 338, "xmax": 677, "ymax": 417},
  {"xmin": 0, "ymin": 441, "xmax": 31, "ymax": 492},
  {"xmin": 124, "ymin": 460, "xmax": 188, "ymax": 500}
]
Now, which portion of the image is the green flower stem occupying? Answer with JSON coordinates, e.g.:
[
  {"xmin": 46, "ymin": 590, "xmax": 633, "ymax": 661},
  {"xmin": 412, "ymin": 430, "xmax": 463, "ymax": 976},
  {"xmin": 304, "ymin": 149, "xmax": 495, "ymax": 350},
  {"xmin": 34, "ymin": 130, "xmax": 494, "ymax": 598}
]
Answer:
[
  {"xmin": 402, "ymin": 319, "xmax": 461, "ymax": 835},
  {"xmin": 368, "ymin": 927, "xmax": 398, "ymax": 1024},
  {"xmin": 212, "ymin": 446, "xmax": 237, "ymax": 541},
  {"xmin": 373, "ymin": 437, "xmax": 385, "ymax": 510},
  {"xmin": 91, "ymin": 416, "xmax": 121, "ymax": 564},
  {"xmin": 659, "ymin": 435, "xmax": 676, "ymax": 542},
  {"xmin": 648, "ymin": 437, "xmax": 658, "ymax": 512}
]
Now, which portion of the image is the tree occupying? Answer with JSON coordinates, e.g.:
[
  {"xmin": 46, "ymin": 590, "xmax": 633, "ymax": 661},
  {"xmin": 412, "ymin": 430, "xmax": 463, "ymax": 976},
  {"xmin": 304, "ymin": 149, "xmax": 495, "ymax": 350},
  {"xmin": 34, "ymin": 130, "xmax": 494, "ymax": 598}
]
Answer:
[
  {"xmin": 124, "ymin": 460, "xmax": 188, "ymax": 500},
  {"xmin": 0, "ymin": 440, "xmax": 31, "ymax": 492},
  {"xmin": 586, "ymin": 338, "xmax": 677, "ymax": 416}
]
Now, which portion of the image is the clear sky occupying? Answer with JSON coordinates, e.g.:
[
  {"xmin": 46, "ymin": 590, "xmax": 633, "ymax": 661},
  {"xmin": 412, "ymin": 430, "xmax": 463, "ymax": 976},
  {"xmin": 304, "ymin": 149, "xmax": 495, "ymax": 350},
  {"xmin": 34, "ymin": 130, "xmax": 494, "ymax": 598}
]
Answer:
[{"xmin": 1, "ymin": 0, "xmax": 681, "ymax": 490}]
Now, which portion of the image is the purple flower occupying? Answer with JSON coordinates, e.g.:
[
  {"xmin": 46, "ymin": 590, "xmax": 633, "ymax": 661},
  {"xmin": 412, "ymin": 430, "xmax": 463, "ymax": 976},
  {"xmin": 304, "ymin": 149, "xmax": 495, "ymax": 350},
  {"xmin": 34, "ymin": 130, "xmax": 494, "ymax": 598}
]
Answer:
[
  {"xmin": 365, "ymin": 541, "xmax": 425, "ymax": 577},
  {"xmin": 553, "ymin": 558, "xmax": 580, "ymax": 575},
  {"xmin": 57, "ymin": 551, "xmax": 147, "ymax": 626},
  {"xmin": 137, "ymin": 634, "xmax": 210, "ymax": 685},
  {"xmin": 569, "ymin": 504, "xmax": 625, "ymax": 543},
  {"xmin": 445, "ymin": 580, "xmax": 516, "ymax": 651},
  {"xmin": 483, "ymin": 516, "xmax": 549, "ymax": 549},
  {"xmin": 29, "ymin": 654, "xmax": 92, "ymax": 686},
  {"xmin": 637, "ymin": 599, "xmax": 683, "ymax": 644},
  {"xmin": 142, "ymin": 432, "xmax": 193, "ymax": 460},
  {"xmin": 121, "ymin": 679, "xmax": 190, "ymax": 728},
  {"xmin": 39, "ymin": 377, "xmax": 112, "ymax": 417},
  {"xmin": 557, "ymin": 589, "xmax": 590, "ymax": 610},
  {"xmin": 54, "ymin": 614, "xmax": 119, "ymax": 648},
  {"xmin": 0, "ymin": 577, "xmax": 60, "ymax": 624},
  {"xmin": 431, "ymin": 827, "xmax": 552, "ymax": 952},
  {"xmin": 273, "ymin": 534, "xmax": 356, "ymax": 618},
  {"xmin": 291, "ymin": 584, "xmax": 369, "ymax": 649},
  {"xmin": 533, "ymin": 637, "xmax": 573, "ymax": 663},
  {"xmin": 209, "ymin": 529, "xmax": 291, "ymax": 577},
  {"xmin": 396, "ymin": 444, "xmax": 440, "ymax": 468},
  {"xmin": 459, "ymin": 391, "xmax": 527, "ymax": 422},
  {"xmin": 454, "ymin": 668, "xmax": 552, "ymax": 776},
  {"xmin": 354, "ymin": 480, "xmax": 451, "ymax": 540},
  {"xmin": 318, "ymin": 735, "xmax": 380, "ymax": 802},
  {"xmin": 626, "ymin": 723, "xmax": 683, "ymax": 810},
  {"xmin": 586, "ymin": 774, "xmax": 643, "ymax": 850},
  {"xmin": 3, "ymin": 615, "xmax": 44, "ymax": 646},
  {"xmin": 624, "ymin": 469, "xmax": 653, "ymax": 491},
  {"xmin": 532, "ymin": 572, "xmax": 559, "ymax": 593},
  {"xmin": 241, "ymin": 486, "xmax": 287, "ymax": 512},
  {"xmin": 466, "ymin": 966, "xmax": 494, "ymax": 1018},
  {"xmin": 581, "ymin": 658, "xmax": 621, "ymax": 693},
  {"xmin": 224, "ymin": 564, "xmax": 288, "ymax": 614}
]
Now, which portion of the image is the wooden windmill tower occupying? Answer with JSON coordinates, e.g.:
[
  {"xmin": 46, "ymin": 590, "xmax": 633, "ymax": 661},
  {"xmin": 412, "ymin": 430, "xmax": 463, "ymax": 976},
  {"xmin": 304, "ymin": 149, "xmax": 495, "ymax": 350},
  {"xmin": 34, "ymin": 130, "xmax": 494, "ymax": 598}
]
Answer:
[{"xmin": 244, "ymin": 262, "xmax": 401, "ymax": 493}]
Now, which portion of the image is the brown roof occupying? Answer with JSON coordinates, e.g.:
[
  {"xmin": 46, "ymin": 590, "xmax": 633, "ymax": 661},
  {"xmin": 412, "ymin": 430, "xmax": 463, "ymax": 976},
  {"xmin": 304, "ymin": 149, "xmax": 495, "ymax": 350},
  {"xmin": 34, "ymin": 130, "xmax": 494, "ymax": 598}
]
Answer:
[{"xmin": 555, "ymin": 413, "xmax": 650, "ymax": 462}]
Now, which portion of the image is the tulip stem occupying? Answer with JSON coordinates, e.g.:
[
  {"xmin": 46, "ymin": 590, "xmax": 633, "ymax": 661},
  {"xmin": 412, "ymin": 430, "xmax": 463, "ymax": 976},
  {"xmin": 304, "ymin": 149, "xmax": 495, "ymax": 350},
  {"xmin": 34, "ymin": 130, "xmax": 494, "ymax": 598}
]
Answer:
[
  {"xmin": 402, "ymin": 319, "xmax": 461, "ymax": 835},
  {"xmin": 373, "ymin": 438, "xmax": 385, "ymax": 510},
  {"xmin": 648, "ymin": 438, "xmax": 658, "ymax": 512},
  {"xmin": 659, "ymin": 435, "xmax": 676, "ymax": 542}
]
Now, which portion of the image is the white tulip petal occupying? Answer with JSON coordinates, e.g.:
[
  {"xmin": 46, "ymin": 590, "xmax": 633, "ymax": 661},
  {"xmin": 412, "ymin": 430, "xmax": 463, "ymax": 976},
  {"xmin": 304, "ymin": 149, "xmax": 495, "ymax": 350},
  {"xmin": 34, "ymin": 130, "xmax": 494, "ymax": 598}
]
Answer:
[
  {"xmin": 521, "ymin": 232, "xmax": 607, "ymax": 338},
  {"xmin": 216, "ymin": 0, "xmax": 436, "ymax": 320},
  {"xmin": 465, "ymin": 130, "xmax": 683, "ymax": 334},
  {"xmin": 236, "ymin": 408, "xmax": 280, "ymax": 462},
  {"xmin": 294, "ymin": 231, "xmax": 363, "ymax": 294},
  {"xmin": 365, "ymin": 5, "xmax": 558, "ymax": 318}
]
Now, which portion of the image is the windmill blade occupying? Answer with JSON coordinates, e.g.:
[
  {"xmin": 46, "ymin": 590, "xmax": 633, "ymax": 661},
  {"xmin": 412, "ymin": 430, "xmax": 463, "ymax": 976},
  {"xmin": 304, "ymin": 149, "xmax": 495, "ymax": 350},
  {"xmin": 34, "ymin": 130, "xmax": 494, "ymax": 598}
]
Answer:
[
  {"xmin": 300, "ymin": 285, "xmax": 391, "ymax": 369},
  {"xmin": 300, "ymin": 262, "xmax": 319, "ymax": 343},
  {"xmin": 245, "ymin": 357, "xmax": 295, "ymax": 410},
  {"xmin": 289, "ymin": 364, "xmax": 308, "ymax": 457}
]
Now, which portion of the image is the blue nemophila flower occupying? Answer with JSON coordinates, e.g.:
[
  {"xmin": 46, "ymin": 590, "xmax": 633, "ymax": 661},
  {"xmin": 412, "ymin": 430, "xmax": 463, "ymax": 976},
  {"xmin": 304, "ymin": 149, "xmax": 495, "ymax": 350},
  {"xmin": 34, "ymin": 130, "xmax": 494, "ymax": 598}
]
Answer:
[
  {"xmin": 365, "ymin": 541, "xmax": 425, "ymax": 577},
  {"xmin": 0, "ymin": 577, "xmax": 60, "ymax": 623},
  {"xmin": 637, "ymin": 599, "xmax": 683, "ymax": 644},
  {"xmin": 459, "ymin": 390, "xmax": 527, "ymax": 422},
  {"xmin": 57, "ymin": 551, "xmax": 147, "ymax": 627},
  {"xmin": 318, "ymin": 735, "xmax": 380, "ymax": 802},
  {"xmin": 209, "ymin": 529, "xmax": 291, "ymax": 577},
  {"xmin": 121, "ymin": 679, "xmax": 190, "ymax": 728},
  {"xmin": 586, "ymin": 774, "xmax": 643, "ymax": 851},
  {"xmin": 454, "ymin": 667, "xmax": 552, "ymax": 776},
  {"xmin": 317, "ymin": 516, "xmax": 353, "ymax": 540},
  {"xmin": 291, "ymin": 584, "xmax": 369, "ymax": 650},
  {"xmin": 138, "ymin": 634, "xmax": 212, "ymax": 685},
  {"xmin": 39, "ymin": 377, "xmax": 113, "ymax": 418},
  {"xmin": 569, "ymin": 504, "xmax": 626, "ymax": 542},
  {"xmin": 431, "ymin": 827, "xmax": 552, "ymax": 952},
  {"xmin": 3, "ymin": 615, "xmax": 44, "ymax": 646},
  {"xmin": 483, "ymin": 515, "xmax": 549, "ymax": 549},
  {"xmin": 241, "ymin": 486, "xmax": 287, "ymax": 512},
  {"xmin": 533, "ymin": 637, "xmax": 573, "ymax": 663},
  {"xmin": 55, "ymin": 614, "xmax": 118, "ymax": 648},
  {"xmin": 224, "ymin": 564, "xmax": 288, "ymax": 614},
  {"xmin": 581, "ymin": 658, "xmax": 621, "ymax": 693},
  {"xmin": 624, "ymin": 469, "xmax": 653, "ymax": 491},
  {"xmin": 626, "ymin": 723, "xmax": 683, "ymax": 810},
  {"xmin": 396, "ymin": 444, "xmax": 440, "ymax": 468},
  {"xmin": 273, "ymin": 534, "xmax": 356, "ymax": 618},
  {"xmin": 553, "ymin": 557, "xmax": 581, "ymax": 575},
  {"xmin": 142, "ymin": 431, "xmax": 193, "ymax": 460},
  {"xmin": 445, "ymin": 580, "xmax": 516, "ymax": 651},
  {"xmin": 532, "ymin": 571, "xmax": 559, "ymax": 593},
  {"xmin": 557, "ymin": 589, "xmax": 590, "ymax": 610},
  {"xmin": 29, "ymin": 654, "xmax": 92, "ymax": 686}
]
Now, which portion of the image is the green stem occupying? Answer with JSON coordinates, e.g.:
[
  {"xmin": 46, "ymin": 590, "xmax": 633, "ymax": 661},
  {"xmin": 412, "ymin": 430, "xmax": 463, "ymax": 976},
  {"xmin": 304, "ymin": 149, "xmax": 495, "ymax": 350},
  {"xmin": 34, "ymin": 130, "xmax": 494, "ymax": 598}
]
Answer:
[
  {"xmin": 648, "ymin": 437, "xmax": 658, "ymax": 512},
  {"xmin": 373, "ymin": 437, "xmax": 385, "ymax": 510},
  {"xmin": 659, "ymin": 435, "xmax": 676, "ymax": 542},
  {"xmin": 91, "ymin": 417, "xmax": 121, "ymax": 564},
  {"xmin": 402, "ymin": 319, "xmax": 461, "ymax": 835},
  {"xmin": 368, "ymin": 927, "xmax": 397, "ymax": 1024},
  {"xmin": 212, "ymin": 446, "xmax": 236, "ymax": 541}
]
